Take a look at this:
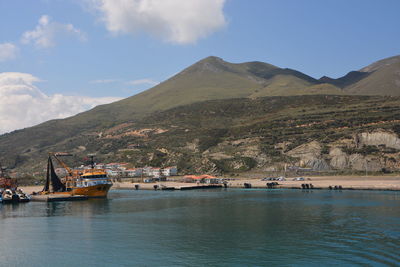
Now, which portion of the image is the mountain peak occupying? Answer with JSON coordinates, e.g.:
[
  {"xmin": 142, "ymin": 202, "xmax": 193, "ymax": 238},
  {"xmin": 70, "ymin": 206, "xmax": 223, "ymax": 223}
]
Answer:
[
  {"xmin": 201, "ymin": 56, "xmax": 224, "ymax": 62},
  {"xmin": 183, "ymin": 56, "xmax": 234, "ymax": 75}
]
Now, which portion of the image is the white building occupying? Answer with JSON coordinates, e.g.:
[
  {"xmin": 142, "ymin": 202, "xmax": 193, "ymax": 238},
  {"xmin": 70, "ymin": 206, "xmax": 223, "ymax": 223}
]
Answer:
[
  {"xmin": 162, "ymin": 166, "xmax": 178, "ymax": 176},
  {"xmin": 124, "ymin": 168, "xmax": 143, "ymax": 177},
  {"xmin": 106, "ymin": 169, "xmax": 123, "ymax": 177}
]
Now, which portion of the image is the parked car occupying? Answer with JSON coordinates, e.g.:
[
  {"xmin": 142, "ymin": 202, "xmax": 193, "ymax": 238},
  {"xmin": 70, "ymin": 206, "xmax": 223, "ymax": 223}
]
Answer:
[{"xmin": 293, "ymin": 177, "xmax": 305, "ymax": 181}]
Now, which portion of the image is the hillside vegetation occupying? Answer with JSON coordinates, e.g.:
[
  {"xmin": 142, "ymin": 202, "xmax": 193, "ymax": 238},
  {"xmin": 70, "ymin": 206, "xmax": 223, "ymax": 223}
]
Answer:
[
  {"xmin": 2, "ymin": 55, "xmax": 400, "ymax": 175},
  {"xmin": 3, "ymin": 95, "xmax": 400, "ymax": 176}
]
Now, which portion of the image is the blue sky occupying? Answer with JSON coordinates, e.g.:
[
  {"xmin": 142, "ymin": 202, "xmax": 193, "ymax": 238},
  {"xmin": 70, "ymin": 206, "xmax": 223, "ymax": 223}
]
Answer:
[{"xmin": 0, "ymin": 0, "xmax": 399, "ymax": 133}]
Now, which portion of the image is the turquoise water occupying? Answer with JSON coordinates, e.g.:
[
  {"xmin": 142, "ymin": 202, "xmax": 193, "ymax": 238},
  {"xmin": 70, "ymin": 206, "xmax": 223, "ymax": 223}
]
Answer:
[{"xmin": 0, "ymin": 189, "xmax": 399, "ymax": 266}]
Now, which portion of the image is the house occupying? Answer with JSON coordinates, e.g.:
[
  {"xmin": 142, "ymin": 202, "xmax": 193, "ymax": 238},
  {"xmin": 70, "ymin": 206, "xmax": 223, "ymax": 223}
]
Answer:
[
  {"xmin": 161, "ymin": 166, "xmax": 178, "ymax": 176},
  {"xmin": 150, "ymin": 168, "xmax": 161, "ymax": 178},
  {"xmin": 106, "ymin": 169, "xmax": 123, "ymax": 177},
  {"xmin": 124, "ymin": 168, "xmax": 143, "ymax": 177},
  {"xmin": 142, "ymin": 167, "xmax": 153, "ymax": 176},
  {"xmin": 105, "ymin": 163, "xmax": 128, "ymax": 170}
]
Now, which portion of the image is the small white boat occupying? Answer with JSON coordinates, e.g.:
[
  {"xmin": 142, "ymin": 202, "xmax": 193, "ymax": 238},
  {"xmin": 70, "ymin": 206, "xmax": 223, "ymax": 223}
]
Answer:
[{"xmin": 16, "ymin": 189, "xmax": 31, "ymax": 203}]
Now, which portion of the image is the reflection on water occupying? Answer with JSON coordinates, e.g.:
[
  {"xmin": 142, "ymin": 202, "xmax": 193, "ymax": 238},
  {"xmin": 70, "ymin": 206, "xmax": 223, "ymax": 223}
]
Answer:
[{"xmin": 0, "ymin": 189, "xmax": 399, "ymax": 266}]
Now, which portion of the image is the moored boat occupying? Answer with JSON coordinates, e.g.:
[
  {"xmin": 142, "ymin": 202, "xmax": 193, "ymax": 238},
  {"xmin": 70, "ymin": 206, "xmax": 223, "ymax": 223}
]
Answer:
[
  {"xmin": 16, "ymin": 188, "xmax": 31, "ymax": 202},
  {"xmin": 1, "ymin": 189, "xmax": 19, "ymax": 204},
  {"xmin": 0, "ymin": 163, "xmax": 30, "ymax": 204},
  {"xmin": 39, "ymin": 153, "xmax": 112, "ymax": 198}
]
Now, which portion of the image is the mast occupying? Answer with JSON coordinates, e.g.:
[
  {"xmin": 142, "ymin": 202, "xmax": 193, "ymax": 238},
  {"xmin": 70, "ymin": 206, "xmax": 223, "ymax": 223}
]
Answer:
[
  {"xmin": 43, "ymin": 157, "xmax": 51, "ymax": 192},
  {"xmin": 88, "ymin": 154, "xmax": 95, "ymax": 169},
  {"xmin": 43, "ymin": 155, "xmax": 67, "ymax": 193}
]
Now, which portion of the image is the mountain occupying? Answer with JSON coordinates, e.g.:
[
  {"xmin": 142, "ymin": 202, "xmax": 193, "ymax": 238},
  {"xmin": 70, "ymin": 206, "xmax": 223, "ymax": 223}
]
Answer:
[
  {"xmin": 0, "ymin": 56, "xmax": 340, "ymax": 160},
  {"xmin": 321, "ymin": 55, "xmax": 400, "ymax": 95},
  {"xmin": 346, "ymin": 55, "xmax": 400, "ymax": 95},
  {"xmin": 2, "ymin": 55, "xmax": 400, "ymax": 176},
  {"xmin": 319, "ymin": 71, "xmax": 370, "ymax": 88},
  {"xmin": 110, "ymin": 56, "xmax": 342, "ymax": 117}
]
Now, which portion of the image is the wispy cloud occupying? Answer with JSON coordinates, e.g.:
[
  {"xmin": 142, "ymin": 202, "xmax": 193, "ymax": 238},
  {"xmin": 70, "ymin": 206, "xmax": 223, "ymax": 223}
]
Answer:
[
  {"xmin": 0, "ymin": 72, "xmax": 121, "ymax": 134},
  {"xmin": 87, "ymin": 0, "xmax": 227, "ymax": 44},
  {"xmin": 127, "ymin": 78, "xmax": 159, "ymax": 86},
  {"xmin": 0, "ymin": 43, "xmax": 18, "ymax": 62},
  {"xmin": 21, "ymin": 15, "xmax": 87, "ymax": 48},
  {"xmin": 89, "ymin": 79, "xmax": 120, "ymax": 84}
]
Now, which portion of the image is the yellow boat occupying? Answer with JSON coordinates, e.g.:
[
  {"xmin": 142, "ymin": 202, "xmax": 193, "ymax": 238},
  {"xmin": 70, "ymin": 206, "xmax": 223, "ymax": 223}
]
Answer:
[
  {"xmin": 40, "ymin": 153, "xmax": 112, "ymax": 198},
  {"xmin": 69, "ymin": 169, "xmax": 112, "ymax": 198}
]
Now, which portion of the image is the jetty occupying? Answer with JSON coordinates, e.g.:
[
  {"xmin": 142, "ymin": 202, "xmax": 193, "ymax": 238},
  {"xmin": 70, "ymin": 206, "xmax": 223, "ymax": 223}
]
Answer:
[
  {"xmin": 126, "ymin": 182, "xmax": 224, "ymax": 191},
  {"xmin": 161, "ymin": 184, "xmax": 222, "ymax": 190}
]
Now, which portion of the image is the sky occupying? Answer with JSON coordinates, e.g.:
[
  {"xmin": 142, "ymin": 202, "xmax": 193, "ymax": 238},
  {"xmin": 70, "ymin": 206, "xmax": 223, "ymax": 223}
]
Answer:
[{"xmin": 0, "ymin": 0, "xmax": 399, "ymax": 134}]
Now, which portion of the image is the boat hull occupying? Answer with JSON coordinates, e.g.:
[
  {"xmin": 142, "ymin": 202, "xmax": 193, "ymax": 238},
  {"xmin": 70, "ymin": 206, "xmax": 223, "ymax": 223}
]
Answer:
[
  {"xmin": 1, "ymin": 194, "xmax": 20, "ymax": 204},
  {"xmin": 71, "ymin": 183, "xmax": 112, "ymax": 198}
]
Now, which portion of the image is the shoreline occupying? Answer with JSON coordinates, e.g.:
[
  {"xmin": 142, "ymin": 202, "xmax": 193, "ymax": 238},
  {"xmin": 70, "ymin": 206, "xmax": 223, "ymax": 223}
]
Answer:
[
  {"xmin": 20, "ymin": 175, "xmax": 400, "ymax": 194},
  {"xmin": 111, "ymin": 175, "xmax": 400, "ymax": 192}
]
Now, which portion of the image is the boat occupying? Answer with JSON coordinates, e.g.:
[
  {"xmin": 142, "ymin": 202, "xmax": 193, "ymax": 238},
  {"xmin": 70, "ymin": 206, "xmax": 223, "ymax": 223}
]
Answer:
[
  {"xmin": 15, "ymin": 188, "xmax": 31, "ymax": 202},
  {"xmin": 0, "ymin": 163, "xmax": 29, "ymax": 204},
  {"xmin": 39, "ymin": 153, "xmax": 112, "ymax": 198},
  {"xmin": 1, "ymin": 189, "xmax": 19, "ymax": 204}
]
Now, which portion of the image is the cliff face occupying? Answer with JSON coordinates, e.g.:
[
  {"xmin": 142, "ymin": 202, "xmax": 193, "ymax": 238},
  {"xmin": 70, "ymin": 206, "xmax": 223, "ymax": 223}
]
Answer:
[
  {"xmin": 356, "ymin": 131, "xmax": 400, "ymax": 149},
  {"xmin": 181, "ymin": 129, "xmax": 400, "ymax": 174},
  {"xmin": 279, "ymin": 130, "xmax": 400, "ymax": 172}
]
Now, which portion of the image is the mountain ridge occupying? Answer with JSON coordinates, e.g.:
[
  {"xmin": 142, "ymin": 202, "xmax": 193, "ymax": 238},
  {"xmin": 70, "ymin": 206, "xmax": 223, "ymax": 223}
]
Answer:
[{"xmin": 2, "ymin": 54, "xmax": 400, "ymax": 175}]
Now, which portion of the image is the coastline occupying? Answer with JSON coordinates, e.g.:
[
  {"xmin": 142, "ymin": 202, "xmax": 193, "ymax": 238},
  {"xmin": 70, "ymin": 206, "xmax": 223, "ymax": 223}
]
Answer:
[
  {"xmin": 20, "ymin": 175, "xmax": 400, "ymax": 194},
  {"xmin": 112, "ymin": 175, "xmax": 400, "ymax": 191}
]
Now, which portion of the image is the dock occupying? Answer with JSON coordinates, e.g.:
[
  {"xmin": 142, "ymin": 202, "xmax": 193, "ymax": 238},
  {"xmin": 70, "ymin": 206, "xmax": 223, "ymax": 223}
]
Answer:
[
  {"xmin": 31, "ymin": 194, "xmax": 89, "ymax": 202},
  {"xmin": 128, "ymin": 183, "xmax": 224, "ymax": 191},
  {"xmin": 164, "ymin": 184, "xmax": 223, "ymax": 190}
]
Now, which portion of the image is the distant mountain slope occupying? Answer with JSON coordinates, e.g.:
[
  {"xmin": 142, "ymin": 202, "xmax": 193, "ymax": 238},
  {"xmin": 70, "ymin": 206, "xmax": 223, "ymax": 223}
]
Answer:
[
  {"xmin": 345, "ymin": 55, "xmax": 400, "ymax": 95},
  {"xmin": 320, "ymin": 55, "xmax": 400, "ymax": 96},
  {"xmin": 319, "ymin": 71, "xmax": 370, "ymax": 88},
  {"xmin": 111, "ymin": 56, "xmax": 341, "ymax": 117}
]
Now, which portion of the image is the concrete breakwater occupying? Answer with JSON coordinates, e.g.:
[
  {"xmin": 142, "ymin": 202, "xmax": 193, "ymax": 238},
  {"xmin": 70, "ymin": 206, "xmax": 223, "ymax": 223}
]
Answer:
[
  {"xmin": 20, "ymin": 176, "xmax": 400, "ymax": 196},
  {"xmin": 111, "ymin": 176, "xmax": 400, "ymax": 191}
]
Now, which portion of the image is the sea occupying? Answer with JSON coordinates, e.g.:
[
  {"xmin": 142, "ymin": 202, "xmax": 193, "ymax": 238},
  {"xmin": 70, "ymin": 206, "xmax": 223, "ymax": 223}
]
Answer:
[{"xmin": 0, "ymin": 189, "xmax": 399, "ymax": 266}]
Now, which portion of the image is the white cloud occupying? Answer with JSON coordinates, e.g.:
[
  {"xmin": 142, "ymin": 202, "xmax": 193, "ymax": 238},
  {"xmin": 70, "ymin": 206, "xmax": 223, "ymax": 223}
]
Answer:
[
  {"xmin": 90, "ymin": 79, "xmax": 120, "ymax": 84},
  {"xmin": 88, "ymin": 0, "xmax": 227, "ymax": 44},
  {"xmin": 21, "ymin": 15, "xmax": 87, "ymax": 48},
  {"xmin": 0, "ymin": 43, "xmax": 18, "ymax": 62},
  {"xmin": 0, "ymin": 72, "xmax": 121, "ymax": 134},
  {"xmin": 127, "ymin": 78, "xmax": 159, "ymax": 86}
]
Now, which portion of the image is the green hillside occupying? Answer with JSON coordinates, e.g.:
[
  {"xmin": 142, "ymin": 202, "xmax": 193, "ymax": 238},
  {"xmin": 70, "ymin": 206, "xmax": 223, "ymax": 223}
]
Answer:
[
  {"xmin": 0, "ymin": 56, "xmax": 339, "ymax": 161},
  {"xmin": 4, "ymin": 95, "xmax": 400, "ymax": 176},
  {"xmin": 109, "ymin": 56, "xmax": 339, "ymax": 116},
  {"xmin": 2, "ymin": 55, "xmax": 400, "ymax": 175}
]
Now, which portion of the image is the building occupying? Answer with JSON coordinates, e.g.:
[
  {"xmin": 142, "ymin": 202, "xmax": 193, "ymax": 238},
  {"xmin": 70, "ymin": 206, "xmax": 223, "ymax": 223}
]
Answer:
[
  {"xmin": 161, "ymin": 166, "xmax": 178, "ymax": 176},
  {"xmin": 106, "ymin": 169, "xmax": 123, "ymax": 177},
  {"xmin": 150, "ymin": 168, "xmax": 161, "ymax": 178},
  {"xmin": 124, "ymin": 168, "xmax": 143, "ymax": 177},
  {"xmin": 105, "ymin": 163, "xmax": 128, "ymax": 170}
]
